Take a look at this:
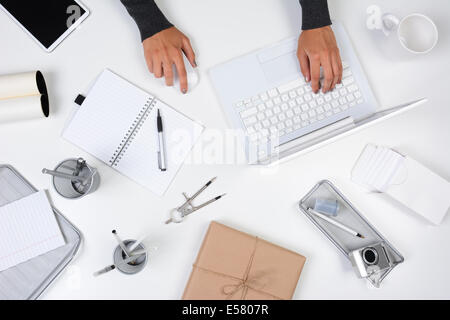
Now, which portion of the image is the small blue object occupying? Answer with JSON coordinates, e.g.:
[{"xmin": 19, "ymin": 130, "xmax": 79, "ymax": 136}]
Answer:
[{"xmin": 314, "ymin": 198, "xmax": 339, "ymax": 216}]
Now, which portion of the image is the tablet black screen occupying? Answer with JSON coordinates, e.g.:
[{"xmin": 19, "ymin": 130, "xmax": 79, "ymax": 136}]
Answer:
[{"xmin": 0, "ymin": 0, "xmax": 86, "ymax": 49}]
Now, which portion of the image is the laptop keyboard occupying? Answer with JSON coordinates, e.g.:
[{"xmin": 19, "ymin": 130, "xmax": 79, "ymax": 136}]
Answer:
[{"xmin": 234, "ymin": 61, "xmax": 365, "ymax": 144}]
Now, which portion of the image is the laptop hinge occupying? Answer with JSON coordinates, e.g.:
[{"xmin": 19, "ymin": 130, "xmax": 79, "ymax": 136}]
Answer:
[{"xmin": 276, "ymin": 116, "xmax": 355, "ymax": 153}]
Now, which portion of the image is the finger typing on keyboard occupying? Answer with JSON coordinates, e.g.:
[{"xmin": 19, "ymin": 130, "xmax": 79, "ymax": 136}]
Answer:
[{"xmin": 234, "ymin": 61, "xmax": 364, "ymax": 143}]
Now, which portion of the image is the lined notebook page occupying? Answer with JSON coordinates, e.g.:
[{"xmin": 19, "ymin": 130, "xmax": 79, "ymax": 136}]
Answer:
[
  {"xmin": 63, "ymin": 69, "xmax": 152, "ymax": 164},
  {"xmin": 0, "ymin": 191, "xmax": 65, "ymax": 272},
  {"xmin": 116, "ymin": 99, "xmax": 203, "ymax": 195}
]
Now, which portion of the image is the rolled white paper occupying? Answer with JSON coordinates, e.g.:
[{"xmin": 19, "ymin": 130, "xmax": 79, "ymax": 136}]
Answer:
[
  {"xmin": 0, "ymin": 71, "xmax": 49, "ymax": 124},
  {"xmin": 0, "ymin": 95, "xmax": 47, "ymax": 123}
]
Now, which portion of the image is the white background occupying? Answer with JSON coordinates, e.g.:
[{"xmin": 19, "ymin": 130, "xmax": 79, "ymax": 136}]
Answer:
[{"xmin": 0, "ymin": 0, "xmax": 449, "ymax": 299}]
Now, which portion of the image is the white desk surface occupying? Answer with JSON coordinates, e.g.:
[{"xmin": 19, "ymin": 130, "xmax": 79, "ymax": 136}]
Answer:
[{"xmin": 1, "ymin": 0, "xmax": 449, "ymax": 299}]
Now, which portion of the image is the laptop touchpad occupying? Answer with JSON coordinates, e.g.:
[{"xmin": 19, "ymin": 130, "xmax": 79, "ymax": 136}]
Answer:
[{"xmin": 260, "ymin": 52, "xmax": 301, "ymax": 85}]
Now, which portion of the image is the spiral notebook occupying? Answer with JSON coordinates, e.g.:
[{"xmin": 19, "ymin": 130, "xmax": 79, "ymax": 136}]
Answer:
[{"xmin": 63, "ymin": 69, "xmax": 203, "ymax": 196}]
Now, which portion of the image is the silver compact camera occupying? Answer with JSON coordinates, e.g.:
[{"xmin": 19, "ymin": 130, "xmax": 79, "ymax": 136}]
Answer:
[{"xmin": 349, "ymin": 242, "xmax": 392, "ymax": 278}]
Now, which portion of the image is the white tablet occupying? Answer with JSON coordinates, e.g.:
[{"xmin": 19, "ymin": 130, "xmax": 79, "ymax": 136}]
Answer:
[{"xmin": 0, "ymin": 0, "xmax": 89, "ymax": 52}]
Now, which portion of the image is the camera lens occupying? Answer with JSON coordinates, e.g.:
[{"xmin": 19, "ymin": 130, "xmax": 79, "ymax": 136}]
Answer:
[{"xmin": 362, "ymin": 248, "xmax": 378, "ymax": 265}]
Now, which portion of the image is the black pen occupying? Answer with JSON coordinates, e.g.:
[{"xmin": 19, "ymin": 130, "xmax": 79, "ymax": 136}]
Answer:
[{"xmin": 157, "ymin": 109, "xmax": 167, "ymax": 171}]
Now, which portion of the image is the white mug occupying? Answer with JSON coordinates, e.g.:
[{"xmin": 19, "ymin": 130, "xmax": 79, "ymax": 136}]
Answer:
[{"xmin": 367, "ymin": 6, "xmax": 438, "ymax": 54}]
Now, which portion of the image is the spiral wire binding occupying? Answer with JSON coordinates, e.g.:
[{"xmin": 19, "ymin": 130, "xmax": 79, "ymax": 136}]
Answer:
[{"xmin": 109, "ymin": 97, "xmax": 157, "ymax": 167}]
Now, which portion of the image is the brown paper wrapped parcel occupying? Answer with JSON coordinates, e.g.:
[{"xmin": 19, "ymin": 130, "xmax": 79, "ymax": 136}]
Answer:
[{"xmin": 183, "ymin": 221, "xmax": 306, "ymax": 300}]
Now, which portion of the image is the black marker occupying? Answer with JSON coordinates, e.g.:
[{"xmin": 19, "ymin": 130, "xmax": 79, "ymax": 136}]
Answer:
[{"xmin": 157, "ymin": 109, "xmax": 167, "ymax": 171}]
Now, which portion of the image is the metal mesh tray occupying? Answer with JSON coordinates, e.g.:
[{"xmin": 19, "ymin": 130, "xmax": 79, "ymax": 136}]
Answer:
[
  {"xmin": 298, "ymin": 180, "xmax": 403, "ymax": 287},
  {"xmin": 0, "ymin": 165, "xmax": 82, "ymax": 299}
]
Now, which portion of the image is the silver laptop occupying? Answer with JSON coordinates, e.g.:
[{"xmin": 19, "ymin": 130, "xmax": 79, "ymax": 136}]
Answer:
[{"xmin": 209, "ymin": 21, "xmax": 426, "ymax": 165}]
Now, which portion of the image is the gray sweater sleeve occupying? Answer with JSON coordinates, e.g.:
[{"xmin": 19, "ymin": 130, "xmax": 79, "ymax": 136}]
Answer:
[
  {"xmin": 120, "ymin": 0, "xmax": 173, "ymax": 41},
  {"xmin": 300, "ymin": 0, "xmax": 332, "ymax": 30},
  {"xmin": 120, "ymin": 0, "xmax": 331, "ymax": 41}
]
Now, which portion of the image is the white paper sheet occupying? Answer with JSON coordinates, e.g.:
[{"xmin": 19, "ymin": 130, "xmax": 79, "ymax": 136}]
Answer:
[
  {"xmin": 351, "ymin": 144, "xmax": 406, "ymax": 192},
  {"xmin": 352, "ymin": 144, "xmax": 450, "ymax": 224},
  {"xmin": 0, "ymin": 191, "xmax": 65, "ymax": 272},
  {"xmin": 387, "ymin": 157, "xmax": 450, "ymax": 225},
  {"xmin": 116, "ymin": 99, "xmax": 203, "ymax": 195}
]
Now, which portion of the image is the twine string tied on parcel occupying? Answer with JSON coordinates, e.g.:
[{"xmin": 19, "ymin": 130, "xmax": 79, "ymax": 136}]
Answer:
[{"xmin": 193, "ymin": 237, "xmax": 282, "ymax": 300}]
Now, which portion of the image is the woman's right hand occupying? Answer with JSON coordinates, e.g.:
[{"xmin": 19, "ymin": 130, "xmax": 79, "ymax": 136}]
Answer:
[{"xmin": 143, "ymin": 26, "xmax": 196, "ymax": 94}]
